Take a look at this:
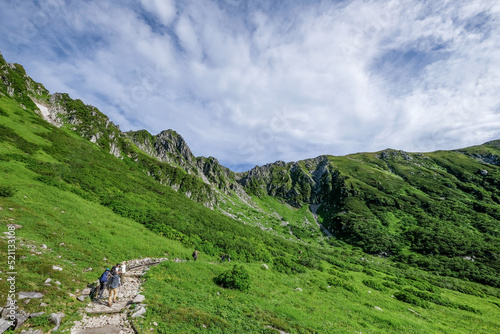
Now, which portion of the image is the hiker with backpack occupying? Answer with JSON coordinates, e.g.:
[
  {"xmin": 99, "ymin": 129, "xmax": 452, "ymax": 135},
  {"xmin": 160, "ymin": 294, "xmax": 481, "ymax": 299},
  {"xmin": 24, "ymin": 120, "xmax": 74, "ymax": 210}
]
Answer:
[
  {"xmin": 192, "ymin": 250, "xmax": 199, "ymax": 261},
  {"xmin": 108, "ymin": 270, "xmax": 121, "ymax": 307},
  {"xmin": 111, "ymin": 263, "xmax": 120, "ymax": 275},
  {"xmin": 98, "ymin": 268, "xmax": 111, "ymax": 299}
]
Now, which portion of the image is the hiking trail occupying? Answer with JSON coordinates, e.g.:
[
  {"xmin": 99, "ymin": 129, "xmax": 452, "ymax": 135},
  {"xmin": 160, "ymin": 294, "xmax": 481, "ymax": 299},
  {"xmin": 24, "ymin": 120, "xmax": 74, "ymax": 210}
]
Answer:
[{"xmin": 70, "ymin": 257, "xmax": 169, "ymax": 334}]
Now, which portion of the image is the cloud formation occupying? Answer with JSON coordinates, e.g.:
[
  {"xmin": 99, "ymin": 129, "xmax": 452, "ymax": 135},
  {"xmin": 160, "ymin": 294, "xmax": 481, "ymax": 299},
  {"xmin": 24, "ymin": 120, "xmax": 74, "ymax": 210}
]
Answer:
[{"xmin": 1, "ymin": 0, "xmax": 499, "ymax": 171}]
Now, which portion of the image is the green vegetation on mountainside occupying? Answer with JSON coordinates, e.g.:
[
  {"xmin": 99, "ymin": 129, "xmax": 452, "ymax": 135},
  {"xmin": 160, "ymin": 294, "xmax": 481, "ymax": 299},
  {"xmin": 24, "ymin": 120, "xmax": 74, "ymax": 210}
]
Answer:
[
  {"xmin": 1, "ymin": 52, "xmax": 500, "ymax": 333},
  {"xmin": 240, "ymin": 150, "xmax": 500, "ymax": 288}
]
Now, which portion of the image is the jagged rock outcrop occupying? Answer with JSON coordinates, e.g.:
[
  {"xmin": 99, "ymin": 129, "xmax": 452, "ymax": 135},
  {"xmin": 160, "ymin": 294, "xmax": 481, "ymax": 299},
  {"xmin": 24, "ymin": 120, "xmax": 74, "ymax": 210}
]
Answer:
[
  {"xmin": 127, "ymin": 129, "xmax": 251, "ymax": 202},
  {"xmin": 237, "ymin": 156, "xmax": 346, "ymax": 207}
]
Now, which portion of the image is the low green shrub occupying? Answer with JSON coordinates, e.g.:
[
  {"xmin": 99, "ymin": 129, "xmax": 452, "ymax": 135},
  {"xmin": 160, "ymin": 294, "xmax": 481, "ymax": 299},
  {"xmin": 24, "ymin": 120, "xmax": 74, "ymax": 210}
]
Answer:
[
  {"xmin": 394, "ymin": 290, "xmax": 430, "ymax": 308},
  {"xmin": 362, "ymin": 279, "xmax": 387, "ymax": 292},
  {"xmin": 327, "ymin": 276, "xmax": 358, "ymax": 293},
  {"xmin": 214, "ymin": 265, "xmax": 250, "ymax": 291},
  {"xmin": 0, "ymin": 185, "xmax": 16, "ymax": 197}
]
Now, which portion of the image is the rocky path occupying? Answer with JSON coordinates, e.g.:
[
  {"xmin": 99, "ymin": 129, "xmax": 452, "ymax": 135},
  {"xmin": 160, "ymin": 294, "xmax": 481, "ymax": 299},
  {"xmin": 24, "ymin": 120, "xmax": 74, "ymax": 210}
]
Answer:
[{"xmin": 70, "ymin": 258, "xmax": 168, "ymax": 334}]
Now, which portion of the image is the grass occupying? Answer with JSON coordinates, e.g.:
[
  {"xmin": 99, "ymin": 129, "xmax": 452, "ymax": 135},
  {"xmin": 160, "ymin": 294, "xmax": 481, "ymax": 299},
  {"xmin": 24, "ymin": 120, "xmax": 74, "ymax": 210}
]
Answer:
[{"xmin": 139, "ymin": 258, "xmax": 500, "ymax": 333}]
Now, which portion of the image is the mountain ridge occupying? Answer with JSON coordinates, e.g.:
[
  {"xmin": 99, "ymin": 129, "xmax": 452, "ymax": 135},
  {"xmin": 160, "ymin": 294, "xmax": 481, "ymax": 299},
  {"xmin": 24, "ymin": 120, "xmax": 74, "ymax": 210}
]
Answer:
[{"xmin": 1, "ymin": 51, "xmax": 499, "ymax": 288}]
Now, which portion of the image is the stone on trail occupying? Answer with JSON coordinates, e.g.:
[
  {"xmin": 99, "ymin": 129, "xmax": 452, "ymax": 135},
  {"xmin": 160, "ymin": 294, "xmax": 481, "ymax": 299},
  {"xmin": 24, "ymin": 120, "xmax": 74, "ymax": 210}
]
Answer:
[{"xmin": 132, "ymin": 295, "xmax": 145, "ymax": 303}]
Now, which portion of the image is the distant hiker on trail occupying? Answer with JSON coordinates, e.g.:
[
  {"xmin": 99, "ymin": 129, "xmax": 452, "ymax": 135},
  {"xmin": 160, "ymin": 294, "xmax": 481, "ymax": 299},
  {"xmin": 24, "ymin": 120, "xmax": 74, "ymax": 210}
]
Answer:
[
  {"xmin": 227, "ymin": 254, "xmax": 231, "ymax": 262},
  {"xmin": 120, "ymin": 261, "xmax": 126, "ymax": 283},
  {"xmin": 98, "ymin": 268, "xmax": 110, "ymax": 299},
  {"xmin": 221, "ymin": 254, "xmax": 226, "ymax": 262},
  {"xmin": 192, "ymin": 250, "xmax": 199, "ymax": 261},
  {"xmin": 108, "ymin": 271, "xmax": 121, "ymax": 307}
]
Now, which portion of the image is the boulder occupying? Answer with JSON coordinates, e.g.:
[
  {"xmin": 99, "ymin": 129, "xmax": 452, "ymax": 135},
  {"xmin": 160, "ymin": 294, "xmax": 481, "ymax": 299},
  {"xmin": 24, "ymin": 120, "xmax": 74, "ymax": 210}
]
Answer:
[{"xmin": 18, "ymin": 292, "xmax": 43, "ymax": 300}]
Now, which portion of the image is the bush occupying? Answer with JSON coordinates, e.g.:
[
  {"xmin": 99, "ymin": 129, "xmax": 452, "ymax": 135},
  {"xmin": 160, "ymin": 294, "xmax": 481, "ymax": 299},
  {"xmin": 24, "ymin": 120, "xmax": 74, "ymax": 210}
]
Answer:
[
  {"xmin": 362, "ymin": 279, "xmax": 387, "ymax": 292},
  {"xmin": 0, "ymin": 185, "xmax": 16, "ymax": 197},
  {"xmin": 394, "ymin": 290, "xmax": 430, "ymax": 308},
  {"xmin": 214, "ymin": 265, "xmax": 250, "ymax": 291}
]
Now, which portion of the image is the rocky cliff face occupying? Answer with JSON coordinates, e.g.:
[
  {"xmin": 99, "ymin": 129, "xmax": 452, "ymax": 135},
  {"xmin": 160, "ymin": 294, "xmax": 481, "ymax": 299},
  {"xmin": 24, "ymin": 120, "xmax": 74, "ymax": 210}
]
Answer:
[
  {"xmin": 237, "ymin": 156, "xmax": 346, "ymax": 207},
  {"xmin": 127, "ymin": 129, "xmax": 251, "ymax": 201}
]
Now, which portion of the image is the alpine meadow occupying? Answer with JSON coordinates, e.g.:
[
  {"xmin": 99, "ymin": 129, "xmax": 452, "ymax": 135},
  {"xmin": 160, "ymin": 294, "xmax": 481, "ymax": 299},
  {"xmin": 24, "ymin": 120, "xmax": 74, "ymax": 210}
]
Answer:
[{"xmin": 0, "ymin": 51, "xmax": 500, "ymax": 334}]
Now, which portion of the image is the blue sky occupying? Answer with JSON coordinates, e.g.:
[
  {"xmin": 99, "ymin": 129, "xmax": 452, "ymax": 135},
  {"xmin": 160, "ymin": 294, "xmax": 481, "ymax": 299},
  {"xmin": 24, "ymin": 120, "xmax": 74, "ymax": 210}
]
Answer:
[{"xmin": 1, "ymin": 0, "xmax": 500, "ymax": 172}]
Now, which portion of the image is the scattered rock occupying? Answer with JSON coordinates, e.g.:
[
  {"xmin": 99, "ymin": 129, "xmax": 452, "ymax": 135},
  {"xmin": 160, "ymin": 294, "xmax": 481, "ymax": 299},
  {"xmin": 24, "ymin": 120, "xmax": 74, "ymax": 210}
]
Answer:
[
  {"xmin": 408, "ymin": 308, "xmax": 422, "ymax": 317},
  {"xmin": 295, "ymin": 288, "xmax": 302, "ymax": 292},
  {"xmin": 82, "ymin": 267, "xmax": 92, "ymax": 273},
  {"xmin": 77, "ymin": 296, "xmax": 86, "ymax": 302},
  {"xmin": 81, "ymin": 288, "xmax": 91, "ymax": 295},
  {"xmin": 49, "ymin": 313, "xmax": 63, "ymax": 332},
  {"xmin": 0, "ymin": 319, "xmax": 13, "ymax": 333},
  {"xmin": 23, "ymin": 299, "xmax": 30, "ymax": 305},
  {"xmin": 39, "ymin": 303, "xmax": 48, "ymax": 307},
  {"xmin": 15, "ymin": 312, "xmax": 29, "ymax": 329},
  {"xmin": 131, "ymin": 307, "xmax": 146, "ymax": 318},
  {"xmin": 52, "ymin": 265, "xmax": 63, "ymax": 271},
  {"xmin": 44, "ymin": 278, "xmax": 52, "ymax": 284},
  {"xmin": 261, "ymin": 263, "xmax": 269, "ymax": 270},
  {"xmin": 153, "ymin": 322, "xmax": 158, "ymax": 326},
  {"xmin": 18, "ymin": 292, "xmax": 43, "ymax": 299},
  {"xmin": 21, "ymin": 330, "xmax": 43, "ymax": 334},
  {"xmin": 29, "ymin": 312, "xmax": 45, "ymax": 318},
  {"xmin": 374, "ymin": 306, "xmax": 383, "ymax": 311},
  {"xmin": 368, "ymin": 291, "xmax": 372, "ymax": 293},
  {"xmin": 40, "ymin": 244, "xmax": 47, "ymax": 249},
  {"xmin": 59, "ymin": 243, "xmax": 65, "ymax": 246},
  {"xmin": 54, "ymin": 281, "xmax": 61, "ymax": 285},
  {"xmin": 132, "ymin": 295, "xmax": 145, "ymax": 303}
]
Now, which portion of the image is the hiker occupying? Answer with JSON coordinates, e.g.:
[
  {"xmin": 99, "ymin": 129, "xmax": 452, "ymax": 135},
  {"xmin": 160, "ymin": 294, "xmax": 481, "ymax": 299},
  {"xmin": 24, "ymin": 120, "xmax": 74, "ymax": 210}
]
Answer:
[
  {"xmin": 120, "ymin": 261, "xmax": 126, "ymax": 283},
  {"xmin": 221, "ymin": 254, "xmax": 226, "ymax": 262},
  {"xmin": 108, "ymin": 270, "xmax": 121, "ymax": 307},
  {"xmin": 192, "ymin": 250, "xmax": 199, "ymax": 261},
  {"xmin": 226, "ymin": 254, "xmax": 231, "ymax": 262},
  {"xmin": 98, "ymin": 268, "xmax": 110, "ymax": 299},
  {"xmin": 111, "ymin": 263, "xmax": 120, "ymax": 275}
]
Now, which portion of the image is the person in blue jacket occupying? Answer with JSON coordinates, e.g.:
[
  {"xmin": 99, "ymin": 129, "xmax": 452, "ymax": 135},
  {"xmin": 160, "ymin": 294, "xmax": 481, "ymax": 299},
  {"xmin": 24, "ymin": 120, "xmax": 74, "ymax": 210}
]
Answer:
[{"xmin": 98, "ymin": 268, "xmax": 111, "ymax": 299}]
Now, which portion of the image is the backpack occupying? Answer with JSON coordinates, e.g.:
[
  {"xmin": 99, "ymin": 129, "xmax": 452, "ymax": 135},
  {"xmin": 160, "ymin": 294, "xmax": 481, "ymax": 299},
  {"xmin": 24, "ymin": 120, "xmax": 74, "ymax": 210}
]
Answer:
[
  {"xmin": 109, "ymin": 274, "xmax": 120, "ymax": 289},
  {"xmin": 99, "ymin": 271, "xmax": 110, "ymax": 283}
]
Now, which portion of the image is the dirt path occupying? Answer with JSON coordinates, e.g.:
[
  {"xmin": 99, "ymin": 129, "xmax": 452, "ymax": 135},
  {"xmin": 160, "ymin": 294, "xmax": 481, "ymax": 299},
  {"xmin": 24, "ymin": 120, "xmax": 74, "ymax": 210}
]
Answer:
[{"xmin": 70, "ymin": 258, "xmax": 168, "ymax": 334}]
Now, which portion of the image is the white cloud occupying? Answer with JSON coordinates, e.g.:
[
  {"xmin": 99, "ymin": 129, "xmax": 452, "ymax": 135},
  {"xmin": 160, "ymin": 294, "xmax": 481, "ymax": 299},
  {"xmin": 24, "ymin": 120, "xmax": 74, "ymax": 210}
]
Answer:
[
  {"xmin": 140, "ymin": 0, "xmax": 176, "ymax": 26},
  {"xmin": 1, "ymin": 0, "xmax": 500, "ymax": 170}
]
